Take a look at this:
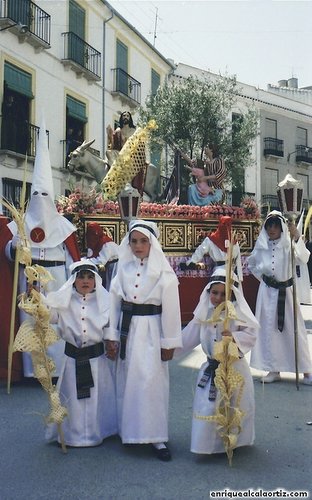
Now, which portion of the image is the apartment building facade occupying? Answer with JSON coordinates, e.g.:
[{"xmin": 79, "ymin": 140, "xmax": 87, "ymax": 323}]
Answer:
[
  {"xmin": 0, "ymin": 0, "xmax": 174, "ymax": 210},
  {"xmin": 171, "ymin": 64, "xmax": 312, "ymax": 213}
]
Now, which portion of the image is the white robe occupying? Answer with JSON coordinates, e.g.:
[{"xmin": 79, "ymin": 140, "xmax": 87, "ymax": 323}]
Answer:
[
  {"xmin": 187, "ymin": 237, "xmax": 243, "ymax": 282},
  {"xmin": 176, "ymin": 309, "xmax": 257, "ymax": 454},
  {"xmin": 248, "ymin": 237, "xmax": 312, "ymax": 373},
  {"xmin": 109, "ymin": 256, "xmax": 182, "ymax": 444},
  {"xmin": 45, "ymin": 289, "xmax": 118, "ymax": 447}
]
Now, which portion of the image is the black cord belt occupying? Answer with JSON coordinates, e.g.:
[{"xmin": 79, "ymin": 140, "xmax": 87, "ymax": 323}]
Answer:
[
  {"xmin": 65, "ymin": 341, "xmax": 104, "ymax": 399},
  {"xmin": 262, "ymin": 275, "xmax": 293, "ymax": 332},
  {"xmin": 120, "ymin": 300, "xmax": 162, "ymax": 360},
  {"xmin": 31, "ymin": 259, "xmax": 65, "ymax": 267}
]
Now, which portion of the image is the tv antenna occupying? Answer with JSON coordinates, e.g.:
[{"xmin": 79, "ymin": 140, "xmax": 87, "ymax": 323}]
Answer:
[{"xmin": 153, "ymin": 7, "xmax": 158, "ymax": 46}]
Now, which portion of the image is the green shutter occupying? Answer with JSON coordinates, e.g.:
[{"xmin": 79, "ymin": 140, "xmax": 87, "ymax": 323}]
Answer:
[
  {"xmin": 116, "ymin": 40, "xmax": 128, "ymax": 72},
  {"xmin": 4, "ymin": 62, "xmax": 33, "ymax": 98},
  {"xmin": 151, "ymin": 69, "xmax": 160, "ymax": 96},
  {"xmin": 116, "ymin": 40, "xmax": 128, "ymax": 95},
  {"xmin": 66, "ymin": 96, "xmax": 87, "ymax": 122},
  {"xmin": 69, "ymin": 0, "xmax": 85, "ymax": 39}
]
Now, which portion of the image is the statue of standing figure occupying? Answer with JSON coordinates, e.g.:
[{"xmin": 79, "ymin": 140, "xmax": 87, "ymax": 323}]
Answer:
[
  {"xmin": 106, "ymin": 111, "xmax": 159, "ymax": 201},
  {"xmin": 106, "ymin": 111, "xmax": 136, "ymax": 165}
]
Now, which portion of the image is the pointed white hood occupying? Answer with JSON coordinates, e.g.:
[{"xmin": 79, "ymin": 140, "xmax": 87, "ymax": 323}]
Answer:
[{"xmin": 9, "ymin": 114, "xmax": 76, "ymax": 248}]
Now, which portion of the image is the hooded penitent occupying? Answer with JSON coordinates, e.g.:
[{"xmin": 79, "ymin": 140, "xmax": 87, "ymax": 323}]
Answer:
[
  {"xmin": 8, "ymin": 115, "xmax": 77, "ymax": 248},
  {"xmin": 208, "ymin": 216, "xmax": 233, "ymax": 252},
  {"xmin": 86, "ymin": 222, "xmax": 113, "ymax": 258}
]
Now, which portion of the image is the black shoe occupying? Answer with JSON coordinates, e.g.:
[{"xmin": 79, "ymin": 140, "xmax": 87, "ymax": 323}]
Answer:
[{"xmin": 154, "ymin": 444, "xmax": 172, "ymax": 462}]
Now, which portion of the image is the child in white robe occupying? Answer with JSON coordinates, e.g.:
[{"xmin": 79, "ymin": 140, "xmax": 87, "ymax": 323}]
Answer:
[
  {"xmin": 248, "ymin": 211, "xmax": 312, "ymax": 384},
  {"xmin": 109, "ymin": 220, "xmax": 182, "ymax": 461},
  {"xmin": 45, "ymin": 261, "xmax": 119, "ymax": 447},
  {"xmin": 175, "ymin": 269, "xmax": 259, "ymax": 455}
]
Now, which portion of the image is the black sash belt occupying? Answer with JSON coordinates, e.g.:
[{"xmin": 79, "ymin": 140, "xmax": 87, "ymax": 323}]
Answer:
[
  {"xmin": 65, "ymin": 341, "xmax": 104, "ymax": 399},
  {"xmin": 198, "ymin": 358, "xmax": 220, "ymax": 401},
  {"xmin": 31, "ymin": 259, "xmax": 65, "ymax": 267},
  {"xmin": 262, "ymin": 275, "xmax": 293, "ymax": 332},
  {"xmin": 120, "ymin": 300, "xmax": 162, "ymax": 360}
]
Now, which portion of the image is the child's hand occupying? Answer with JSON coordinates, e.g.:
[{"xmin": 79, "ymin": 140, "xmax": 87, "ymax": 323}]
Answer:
[
  {"xmin": 161, "ymin": 348, "xmax": 175, "ymax": 361},
  {"xmin": 105, "ymin": 340, "xmax": 119, "ymax": 360},
  {"xmin": 288, "ymin": 221, "xmax": 300, "ymax": 241}
]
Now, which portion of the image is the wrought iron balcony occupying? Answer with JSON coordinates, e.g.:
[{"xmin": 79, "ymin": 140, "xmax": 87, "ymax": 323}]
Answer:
[
  {"xmin": 111, "ymin": 68, "xmax": 141, "ymax": 105},
  {"xmin": 264, "ymin": 137, "xmax": 284, "ymax": 158},
  {"xmin": 295, "ymin": 145, "xmax": 312, "ymax": 164},
  {"xmin": 62, "ymin": 32, "xmax": 101, "ymax": 81},
  {"xmin": 0, "ymin": 0, "xmax": 51, "ymax": 49},
  {"xmin": 1, "ymin": 121, "xmax": 48, "ymax": 157}
]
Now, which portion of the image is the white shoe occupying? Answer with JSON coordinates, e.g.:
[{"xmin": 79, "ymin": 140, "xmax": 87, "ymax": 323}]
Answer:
[
  {"xmin": 260, "ymin": 372, "xmax": 281, "ymax": 383},
  {"xmin": 302, "ymin": 376, "xmax": 312, "ymax": 386}
]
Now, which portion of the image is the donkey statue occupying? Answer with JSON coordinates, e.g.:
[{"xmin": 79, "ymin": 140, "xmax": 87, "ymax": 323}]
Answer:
[
  {"xmin": 67, "ymin": 139, "xmax": 110, "ymax": 185},
  {"xmin": 67, "ymin": 139, "xmax": 160, "ymax": 202}
]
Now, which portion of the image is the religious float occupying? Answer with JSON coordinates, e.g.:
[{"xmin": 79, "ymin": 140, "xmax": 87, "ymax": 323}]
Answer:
[
  {"xmin": 61, "ymin": 120, "xmax": 264, "ymax": 322},
  {"xmin": 57, "ymin": 189, "xmax": 261, "ymax": 322}
]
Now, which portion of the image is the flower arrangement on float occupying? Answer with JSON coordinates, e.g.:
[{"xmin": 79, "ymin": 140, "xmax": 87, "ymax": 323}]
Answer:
[{"xmin": 56, "ymin": 187, "xmax": 261, "ymax": 221}]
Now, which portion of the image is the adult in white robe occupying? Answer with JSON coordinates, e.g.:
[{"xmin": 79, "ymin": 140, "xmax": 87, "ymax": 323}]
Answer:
[
  {"xmin": 175, "ymin": 269, "xmax": 259, "ymax": 455},
  {"xmin": 109, "ymin": 220, "xmax": 182, "ymax": 460},
  {"xmin": 248, "ymin": 211, "xmax": 312, "ymax": 382},
  {"xmin": 184, "ymin": 216, "xmax": 243, "ymax": 283},
  {"xmin": 45, "ymin": 261, "xmax": 118, "ymax": 447},
  {"xmin": 5, "ymin": 117, "xmax": 80, "ymax": 377}
]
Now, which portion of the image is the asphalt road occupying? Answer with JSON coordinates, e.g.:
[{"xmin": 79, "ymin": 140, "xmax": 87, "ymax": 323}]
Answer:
[{"xmin": 0, "ymin": 303, "xmax": 311, "ymax": 500}]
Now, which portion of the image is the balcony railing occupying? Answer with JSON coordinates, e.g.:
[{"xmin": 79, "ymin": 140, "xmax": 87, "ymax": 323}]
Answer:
[
  {"xmin": 1, "ymin": 121, "xmax": 49, "ymax": 157},
  {"xmin": 62, "ymin": 32, "xmax": 101, "ymax": 81},
  {"xmin": 261, "ymin": 194, "xmax": 280, "ymax": 212},
  {"xmin": 264, "ymin": 137, "xmax": 284, "ymax": 158},
  {"xmin": 295, "ymin": 145, "xmax": 312, "ymax": 164},
  {"xmin": 0, "ymin": 0, "xmax": 51, "ymax": 48},
  {"xmin": 111, "ymin": 68, "xmax": 141, "ymax": 105}
]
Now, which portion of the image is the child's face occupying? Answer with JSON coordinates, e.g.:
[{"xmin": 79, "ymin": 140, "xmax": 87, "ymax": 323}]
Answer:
[
  {"xmin": 266, "ymin": 222, "xmax": 282, "ymax": 241},
  {"xmin": 129, "ymin": 230, "xmax": 151, "ymax": 259},
  {"xmin": 74, "ymin": 271, "xmax": 95, "ymax": 295},
  {"xmin": 209, "ymin": 283, "xmax": 226, "ymax": 307}
]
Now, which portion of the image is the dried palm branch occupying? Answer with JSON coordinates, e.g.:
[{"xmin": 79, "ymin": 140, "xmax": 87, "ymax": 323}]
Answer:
[
  {"xmin": 1, "ymin": 158, "xmax": 30, "ymax": 393},
  {"xmin": 196, "ymin": 231, "xmax": 245, "ymax": 466},
  {"xmin": 101, "ymin": 120, "xmax": 157, "ymax": 200},
  {"xmin": 13, "ymin": 265, "xmax": 68, "ymax": 453}
]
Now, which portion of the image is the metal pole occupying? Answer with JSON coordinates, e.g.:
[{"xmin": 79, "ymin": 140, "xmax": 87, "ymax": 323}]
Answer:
[{"xmin": 289, "ymin": 220, "xmax": 300, "ymax": 390}]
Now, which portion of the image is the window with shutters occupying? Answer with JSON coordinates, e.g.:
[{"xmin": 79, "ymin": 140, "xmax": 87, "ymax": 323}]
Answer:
[{"xmin": 1, "ymin": 62, "xmax": 33, "ymax": 155}]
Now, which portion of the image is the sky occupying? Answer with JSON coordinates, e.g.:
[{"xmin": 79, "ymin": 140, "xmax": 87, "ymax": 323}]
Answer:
[{"xmin": 108, "ymin": 0, "xmax": 312, "ymax": 91}]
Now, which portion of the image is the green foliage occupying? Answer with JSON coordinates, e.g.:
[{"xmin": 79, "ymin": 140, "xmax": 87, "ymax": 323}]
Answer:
[{"xmin": 139, "ymin": 74, "xmax": 258, "ymax": 191}]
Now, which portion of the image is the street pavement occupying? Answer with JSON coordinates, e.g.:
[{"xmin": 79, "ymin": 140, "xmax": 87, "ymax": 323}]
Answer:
[{"xmin": 0, "ymin": 300, "xmax": 311, "ymax": 500}]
